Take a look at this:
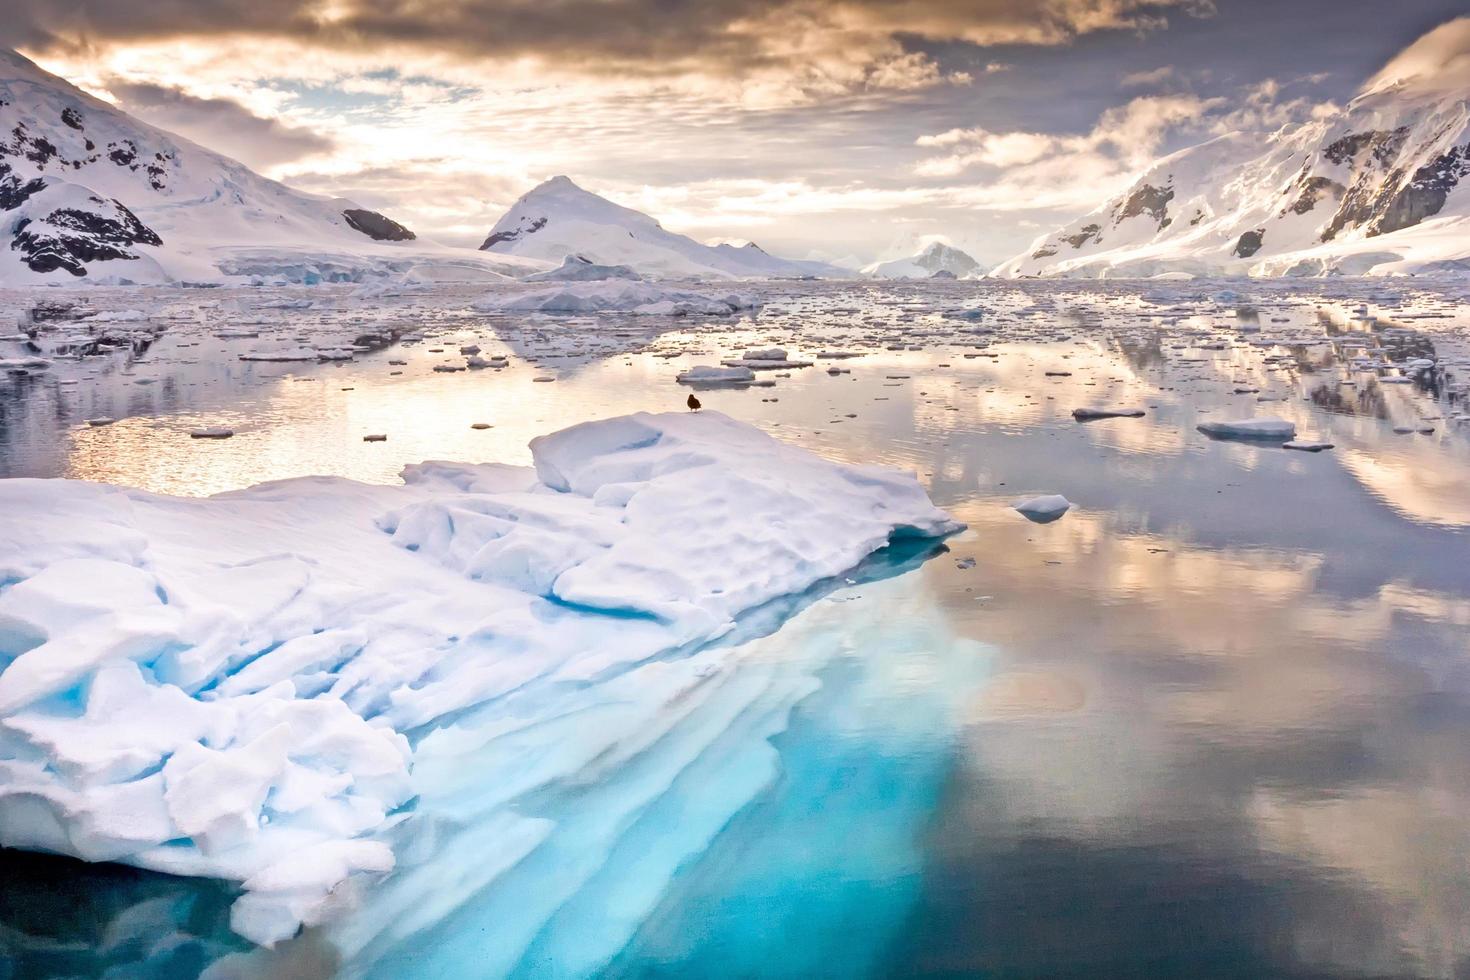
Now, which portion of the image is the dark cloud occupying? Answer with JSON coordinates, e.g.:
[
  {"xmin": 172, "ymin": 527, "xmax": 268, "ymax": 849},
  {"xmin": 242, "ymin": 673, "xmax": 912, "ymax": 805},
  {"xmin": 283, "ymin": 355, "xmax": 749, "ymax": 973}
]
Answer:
[
  {"xmin": 2, "ymin": 0, "xmax": 1213, "ymax": 74},
  {"xmin": 105, "ymin": 79, "xmax": 334, "ymax": 168}
]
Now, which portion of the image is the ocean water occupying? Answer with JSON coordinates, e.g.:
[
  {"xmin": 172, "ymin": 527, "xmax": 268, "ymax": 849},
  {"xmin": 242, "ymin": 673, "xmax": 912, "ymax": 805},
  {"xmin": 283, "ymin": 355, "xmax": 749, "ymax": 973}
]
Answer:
[{"xmin": 1, "ymin": 278, "xmax": 1469, "ymax": 978}]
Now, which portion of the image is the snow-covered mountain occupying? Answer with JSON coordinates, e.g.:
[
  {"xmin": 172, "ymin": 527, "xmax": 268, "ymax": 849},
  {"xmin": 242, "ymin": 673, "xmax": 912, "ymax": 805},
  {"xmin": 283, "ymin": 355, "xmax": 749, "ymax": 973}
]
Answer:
[
  {"xmin": 0, "ymin": 49, "xmax": 536, "ymax": 285},
  {"xmin": 481, "ymin": 176, "xmax": 849, "ymax": 279},
  {"xmin": 997, "ymin": 25, "xmax": 1470, "ymax": 278},
  {"xmin": 863, "ymin": 241, "xmax": 981, "ymax": 278}
]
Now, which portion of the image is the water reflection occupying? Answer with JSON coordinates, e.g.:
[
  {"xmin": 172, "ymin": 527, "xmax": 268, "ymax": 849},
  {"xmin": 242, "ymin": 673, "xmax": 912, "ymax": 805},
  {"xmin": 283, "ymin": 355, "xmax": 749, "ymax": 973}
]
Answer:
[{"xmin": 2, "ymin": 279, "xmax": 1470, "ymax": 977}]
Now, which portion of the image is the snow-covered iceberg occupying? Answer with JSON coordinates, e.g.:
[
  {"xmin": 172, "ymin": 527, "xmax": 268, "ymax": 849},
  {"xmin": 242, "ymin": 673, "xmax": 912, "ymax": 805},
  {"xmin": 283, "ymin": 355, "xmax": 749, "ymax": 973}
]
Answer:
[{"xmin": 0, "ymin": 411, "xmax": 958, "ymax": 947}]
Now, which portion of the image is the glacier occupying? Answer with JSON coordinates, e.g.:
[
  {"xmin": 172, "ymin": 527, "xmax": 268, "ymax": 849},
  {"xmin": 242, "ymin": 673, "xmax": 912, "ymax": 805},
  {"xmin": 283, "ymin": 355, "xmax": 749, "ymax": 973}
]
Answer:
[{"xmin": 0, "ymin": 411, "xmax": 960, "ymax": 948}]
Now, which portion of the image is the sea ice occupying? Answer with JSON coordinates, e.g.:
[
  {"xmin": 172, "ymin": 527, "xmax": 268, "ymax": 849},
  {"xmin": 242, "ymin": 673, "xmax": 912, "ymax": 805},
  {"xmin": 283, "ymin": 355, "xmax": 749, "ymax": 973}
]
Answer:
[
  {"xmin": 1012, "ymin": 494, "xmax": 1072, "ymax": 523},
  {"xmin": 1196, "ymin": 417, "xmax": 1297, "ymax": 440}
]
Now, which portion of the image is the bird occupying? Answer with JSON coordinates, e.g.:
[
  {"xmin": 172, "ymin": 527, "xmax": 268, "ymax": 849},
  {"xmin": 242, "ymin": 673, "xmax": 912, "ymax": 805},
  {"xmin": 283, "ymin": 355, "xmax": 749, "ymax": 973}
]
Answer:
[{"xmin": 687, "ymin": 393, "xmax": 701, "ymax": 411}]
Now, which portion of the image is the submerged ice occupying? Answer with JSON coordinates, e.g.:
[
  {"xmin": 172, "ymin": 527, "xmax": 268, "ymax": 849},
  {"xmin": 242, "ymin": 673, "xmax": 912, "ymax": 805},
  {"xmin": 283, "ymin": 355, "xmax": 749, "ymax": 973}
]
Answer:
[{"xmin": 0, "ymin": 411, "xmax": 959, "ymax": 947}]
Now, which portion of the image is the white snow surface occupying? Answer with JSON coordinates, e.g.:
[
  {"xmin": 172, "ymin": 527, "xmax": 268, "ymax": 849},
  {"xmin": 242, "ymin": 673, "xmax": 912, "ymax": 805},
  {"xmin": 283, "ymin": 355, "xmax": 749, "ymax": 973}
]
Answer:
[
  {"xmin": 479, "ymin": 176, "xmax": 848, "ymax": 280},
  {"xmin": 0, "ymin": 411, "xmax": 957, "ymax": 946}
]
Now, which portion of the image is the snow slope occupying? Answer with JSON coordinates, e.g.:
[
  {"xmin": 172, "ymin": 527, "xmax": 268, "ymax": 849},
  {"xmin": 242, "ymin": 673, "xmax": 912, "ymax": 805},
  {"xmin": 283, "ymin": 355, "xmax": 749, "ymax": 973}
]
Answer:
[
  {"xmin": 0, "ymin": 411, "xmax": 958, "ymax": 946},
  {"xmin": 863, "ymin": 241, "xmax": 981, "ymax": 279},
  {"xmin": 996, "ymin": 20, "xmax": 1470, "ymax": 278},
  {"xmin": 480, "ymin": 176, "xmax": 849, "ymax": 280},
  {"xmin": 0, "ymin": 49, "xmax": 540, "ymax": 285}
]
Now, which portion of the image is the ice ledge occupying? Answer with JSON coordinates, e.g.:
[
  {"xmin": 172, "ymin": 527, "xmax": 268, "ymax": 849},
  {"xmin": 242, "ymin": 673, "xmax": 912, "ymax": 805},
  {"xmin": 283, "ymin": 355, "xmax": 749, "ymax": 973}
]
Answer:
[{"xmin": 0, "ymin": 412, "xmax": 959, "ymax": 947}]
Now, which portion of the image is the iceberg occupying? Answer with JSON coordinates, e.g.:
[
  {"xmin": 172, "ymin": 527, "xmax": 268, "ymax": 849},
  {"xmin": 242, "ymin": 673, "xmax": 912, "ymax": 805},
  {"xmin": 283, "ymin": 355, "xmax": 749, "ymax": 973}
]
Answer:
[{"xmin": 0, "ymin": 412, "xmax": 958, "ymax": 948}]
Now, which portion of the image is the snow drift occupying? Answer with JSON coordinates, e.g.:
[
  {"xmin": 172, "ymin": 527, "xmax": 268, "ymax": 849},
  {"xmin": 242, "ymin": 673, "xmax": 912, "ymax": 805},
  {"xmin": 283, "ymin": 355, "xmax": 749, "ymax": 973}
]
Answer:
[{"xmin": 0, "ymin": 411, "xmax": 958, "ymax": 947}]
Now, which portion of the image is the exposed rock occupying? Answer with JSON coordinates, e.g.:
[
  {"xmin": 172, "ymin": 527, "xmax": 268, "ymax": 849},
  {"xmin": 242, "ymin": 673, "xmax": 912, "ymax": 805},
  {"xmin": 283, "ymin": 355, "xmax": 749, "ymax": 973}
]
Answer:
[
  {"xmin": 481, "ymin": 216, "xmax": 546, "ymax": 250},
  {"xmin": 1112, "ymin": 183, "xmax": 1174, "ymax": 227},
  {"xmin": 1233, "ymin": 229, "xmax": 1265, "ymax": 258},
  {"xmin": 342, "ymin": 208, "xmax": 416, "ymax": 241}
]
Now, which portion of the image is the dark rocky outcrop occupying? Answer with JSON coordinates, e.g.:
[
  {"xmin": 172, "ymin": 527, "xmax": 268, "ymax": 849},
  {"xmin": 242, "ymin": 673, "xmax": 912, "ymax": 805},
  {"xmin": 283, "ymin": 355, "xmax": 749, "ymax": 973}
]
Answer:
[
  {"xmin": 1063, "ymin": 223, "xmax": 1102, "ymax": 249},
  {"xmin": 1369, "ymin": 145, "xmax": 1468, "ymax": 236},
  {"xmin": 1233, "ymin": 229, "xmax": 1265, "ymax": 258},
  {"xmin": 0, "ymin": 163, "xmax": 46, "ymax": 210},
  {"xmin": 10, "ymin": 197, "xmax": 163, "ymax": 276},
  {"xmin": 1112, "ymin": 183, "xmax": 1174, "ymax": 228},
  {"xmin": 342, "ymin": 208, "xmax": 416, "ymax": 241},
  {"xmin": 1286, "ymin": 175, "xmax": 1343, "ymax": 215},
  {"xmin": 481, "ymin": 216, "xmax": 546, "ymax": 250},
  {"xmin": 60, "ymin": 107, "xmax": 83, "ymax": 130}
]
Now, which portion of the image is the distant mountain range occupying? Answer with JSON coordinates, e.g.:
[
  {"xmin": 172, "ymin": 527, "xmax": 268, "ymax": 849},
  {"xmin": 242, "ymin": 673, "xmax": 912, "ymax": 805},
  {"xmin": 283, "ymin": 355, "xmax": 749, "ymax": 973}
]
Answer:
[
  {"xmin": 479, "ymin": 175, "xmax": 849, "ymax": 279},
  {"xmin": 0, "ymin": 48, "xmax": 536, "ymax": 285},
  {"xmin": 997, "ymin": 52, "xmax": 1470, "ymax": 278},
  {"xmin": 863, "ymin": 241, "xmax": 980, "ymax": 279}
]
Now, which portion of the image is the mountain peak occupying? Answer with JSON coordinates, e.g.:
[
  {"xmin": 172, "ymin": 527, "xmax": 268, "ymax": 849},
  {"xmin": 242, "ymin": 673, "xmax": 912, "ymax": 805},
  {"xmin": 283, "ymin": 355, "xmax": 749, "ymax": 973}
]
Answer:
[{"xmin": 479, "ymin": 177, "xmax": 844, "ymax": 279}]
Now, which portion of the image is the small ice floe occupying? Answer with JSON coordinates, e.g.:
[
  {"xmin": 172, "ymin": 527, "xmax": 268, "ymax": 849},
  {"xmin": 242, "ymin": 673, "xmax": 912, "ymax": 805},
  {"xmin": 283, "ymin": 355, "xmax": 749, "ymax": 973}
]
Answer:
[
  {"xmin": 459, "ymin": 345, "xmax": 481, "ymax": 355},
  {"xmin": 465, "ymin": 355, "xmax": 492, "ymax": 369},
  {"xmin": 677, "ymin": 365, "xmax": 755, "ymax": 386},
  {"xmin": 432, "ymin": 364, "xmax": 463, "ymax": 373},
  {"xmin": 189, "ymin": 426, "xmax": 234, "ymax": 439},
  {"xmin": 1196, "ymin": 417, "xmax": 1296, "ymax": 440},
  {"xmin": 1012, "ymin": 494, "xmax": 1072, "ymax": 524},
  {"xmin": 533, "ymin": 375, "xmax": 556, "ymax": 383},
  {"xmin": 471, "ymin": 423, "xmax": 493, "ymax": 430},
  {"xmin": 1072, "ymin": 407, "xmax": 1145, "ymax": 421},
  {"xmin": 722, "ymin": 348, "xmax": 814, "ymax": 370},
  {"xmin": 84, "ymin": 417, "xmax": 116, "ymax": 427},
  {"xmin": 363, "ymin": 434, "xmax": 387, "ymax": 442},
  {"xmin": 1045, "ymin": 371, "xmax": 1072, "ymax": 377},
  {"xmin": 388, "ymin": 359, "xmax": 408, "ymax": 366},
  {"xmin": 1283, "ymin": 440, "xmax": 1334, "ymax": 452}
]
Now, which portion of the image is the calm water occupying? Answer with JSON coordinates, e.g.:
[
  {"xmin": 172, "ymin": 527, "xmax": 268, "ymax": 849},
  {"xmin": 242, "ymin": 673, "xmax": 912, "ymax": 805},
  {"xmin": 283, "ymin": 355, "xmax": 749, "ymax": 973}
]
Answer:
[{"xmin": 2, "ymin": 279, "xmax": 1469, "ymax": 978}]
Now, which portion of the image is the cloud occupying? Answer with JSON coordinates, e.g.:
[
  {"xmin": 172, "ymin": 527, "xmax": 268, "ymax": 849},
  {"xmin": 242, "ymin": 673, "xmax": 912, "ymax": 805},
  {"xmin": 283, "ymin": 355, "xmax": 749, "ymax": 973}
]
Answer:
[
  {"xmin": 104, "ymin": 79, "xmax": 334, "ymax": 170},
  {"xmin": 914, "ymin": 93, "xmax": 1220, "ymax": 181},
  {"xmin": 4, "ymin": 0, "xmax": 1215, "ymax": 97},
  {"xmin": 1361, "ymin": 15, "xmax": 1470, "ymax": 97}
]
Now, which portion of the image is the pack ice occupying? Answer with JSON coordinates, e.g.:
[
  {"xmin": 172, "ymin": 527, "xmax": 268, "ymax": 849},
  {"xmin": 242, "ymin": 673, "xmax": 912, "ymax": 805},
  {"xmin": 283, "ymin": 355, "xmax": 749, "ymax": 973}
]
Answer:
[{"xmin": 0, "ymin": 412, "xmax": 959, "ymax": 947}]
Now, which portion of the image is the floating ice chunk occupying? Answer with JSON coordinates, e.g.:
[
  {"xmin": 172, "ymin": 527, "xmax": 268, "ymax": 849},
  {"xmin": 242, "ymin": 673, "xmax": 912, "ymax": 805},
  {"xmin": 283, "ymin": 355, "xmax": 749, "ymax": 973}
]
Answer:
[
  {"xmin": 1012, "ymin": 494, "xmax": 1072, "ymax": 524},
  {"xmin": 1196, "ymin": 416, "xmax": 1296, "ymax": 440},
  {"xmin": 677, "ymin": 365, "xmax": 755, "ymax": 386},
  {"xmin": 1283, "ymin": 440, "xmax": 1334, "ymax": 452},
  {"xmin": 0, "ymin": 411, "xmax": 958, "ymax": 946},
  {"xmin": 1072, "ymin": 407, "xmax": 1145, "ymax": 421},
  {"xmin": 190, "ymin": 427, "xmax": 235, "ymax": 439}
]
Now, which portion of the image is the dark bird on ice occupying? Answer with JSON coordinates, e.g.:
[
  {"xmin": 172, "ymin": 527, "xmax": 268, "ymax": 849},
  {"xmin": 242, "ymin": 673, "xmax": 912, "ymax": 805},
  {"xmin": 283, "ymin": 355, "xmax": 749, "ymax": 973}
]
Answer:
[{"xmin": 687, "ymin": 394, "xmax": 701, "ymax": 411}]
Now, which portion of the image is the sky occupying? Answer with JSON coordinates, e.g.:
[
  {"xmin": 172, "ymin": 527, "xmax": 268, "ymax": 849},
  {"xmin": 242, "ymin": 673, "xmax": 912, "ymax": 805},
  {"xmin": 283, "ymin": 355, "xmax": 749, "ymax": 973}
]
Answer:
[{"xmin": 6, "ymin": 0, "xmax": 1467, "ymax": 267}]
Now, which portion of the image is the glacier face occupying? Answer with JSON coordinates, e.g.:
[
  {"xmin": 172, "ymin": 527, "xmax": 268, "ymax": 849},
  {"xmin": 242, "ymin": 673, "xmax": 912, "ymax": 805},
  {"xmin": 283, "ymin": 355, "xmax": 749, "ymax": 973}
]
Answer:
[{"xmin": 0, "ymin": 411, "xmax": 959, "ymax": 948}]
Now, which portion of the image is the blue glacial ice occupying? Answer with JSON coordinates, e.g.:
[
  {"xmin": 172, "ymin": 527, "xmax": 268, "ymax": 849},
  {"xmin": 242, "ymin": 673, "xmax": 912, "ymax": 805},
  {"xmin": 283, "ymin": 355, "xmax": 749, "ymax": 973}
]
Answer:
[{"xmin": 0, "ymin": 411, "xmax": 961, "ymax": 950}]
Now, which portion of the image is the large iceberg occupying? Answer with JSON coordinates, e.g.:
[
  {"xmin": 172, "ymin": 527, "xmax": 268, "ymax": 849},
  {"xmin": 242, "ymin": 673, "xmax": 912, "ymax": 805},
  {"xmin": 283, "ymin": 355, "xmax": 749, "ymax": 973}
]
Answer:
[{"xmin": 0, "ymin": 412, "xmax": 958, "ymax": 947}]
